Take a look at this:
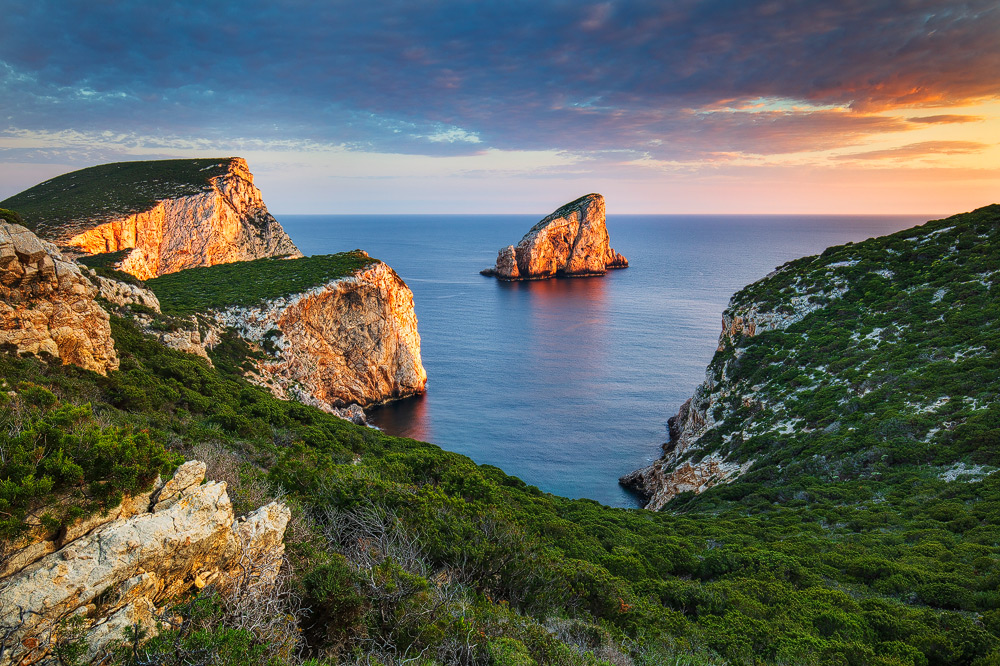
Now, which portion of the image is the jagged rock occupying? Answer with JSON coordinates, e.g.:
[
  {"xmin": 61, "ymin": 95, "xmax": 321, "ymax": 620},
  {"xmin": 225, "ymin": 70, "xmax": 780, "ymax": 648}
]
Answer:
[
  {"xmin": 0, "ymin": 461, "xmax": 290, "ymax": 666},
  {"xmin": 127, "ymin": 312, "xmax": 223, "ymax": 364},
  {"xmin": 215, "ymin": 261, "xmax": 427, "ymax": 409},
  {"xmin": 0, "ymin": 222, "xmax": 118, "ymax": 374},
  {"xmin": 63, "ymin": 158, "xmax": 301, "ymax": 279},
  {"xmin": 151, "ymin": 460, "xmax": 207, "ymax": 511},
  {"xmin": 483, "ymin": 193, "xmax": 628, "ymax": 280}
]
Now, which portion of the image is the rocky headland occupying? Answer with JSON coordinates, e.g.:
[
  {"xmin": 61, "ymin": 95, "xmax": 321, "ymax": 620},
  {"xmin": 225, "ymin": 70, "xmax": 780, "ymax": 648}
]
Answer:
[
  {"xmin": 209, "ymin": 256, "xmax": 428, "ymax": 411},
  {"xmin": 145, "ymin": 251, "xmax": 427, "ymax": 415},
  {"xmin": 1, "ymin": 158, "xmax": 301, "ymax": 280},
  {"xmin": 482, "ymin": 193, "xmax": 628, "ymax": 280},
  {"xmin": 622, "ymin": 204, "xmax": 1000, "ymax": 510}
]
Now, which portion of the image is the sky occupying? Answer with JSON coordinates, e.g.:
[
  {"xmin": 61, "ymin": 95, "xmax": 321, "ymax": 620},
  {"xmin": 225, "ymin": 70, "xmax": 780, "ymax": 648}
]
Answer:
[{"xmin": 2, "ymin": 0, "xmax": 998, "ymax": 214}]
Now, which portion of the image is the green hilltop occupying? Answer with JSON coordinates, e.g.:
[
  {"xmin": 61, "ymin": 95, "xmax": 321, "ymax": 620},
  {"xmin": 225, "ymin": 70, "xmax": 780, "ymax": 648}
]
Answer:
[
  {"xmin": 145, "ymin": 251, "xmax": 378, "ymax": 316},
  {"xmin": 0, "ymin": 158, "xmax": 234, "ymax": 237},
  {"xmin": 1, "ymin": 204, "xmax": 1000, "ymax": 665}
]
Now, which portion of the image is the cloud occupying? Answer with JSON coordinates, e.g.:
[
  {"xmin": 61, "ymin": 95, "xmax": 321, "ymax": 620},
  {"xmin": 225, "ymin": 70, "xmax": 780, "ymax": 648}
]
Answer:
[
  {"xmin": 831, "ymin": 141, "xmax": 991, "ymax": 161},
  {"xmin": 0, "ymin": 0, "xmax": 997, "ymax": 165},
  {"xmin": 906, "ymin": 115, "xmax": 984, "ymax": 124}
]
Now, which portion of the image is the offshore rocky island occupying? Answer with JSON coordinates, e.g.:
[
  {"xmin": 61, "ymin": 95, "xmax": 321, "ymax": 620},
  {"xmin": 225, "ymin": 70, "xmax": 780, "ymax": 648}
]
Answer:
[
  {"xmin": 481, "ymin": 193, "xmax": 628, "ymax": 280},
  {"xmin": 1, "ymin": 159, "xmax": 1000, "ymax": 666}
]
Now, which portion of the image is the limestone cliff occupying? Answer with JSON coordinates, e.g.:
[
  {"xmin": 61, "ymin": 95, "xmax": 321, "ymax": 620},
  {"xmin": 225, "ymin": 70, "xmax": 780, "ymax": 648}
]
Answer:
[
  {"xmin": 483, "ymin": 193, "xmax": 628, "ymax": 280},
  {"xmin": 32, "ymin": 158, "xmax": 300, "ymax": 280},
  {"xmin": 0, "ymin": 221, "xmax": 118, "ymax": 375},
  {"xmin": 212, "ymin": 259, "xmax": 427, "ymax": 410},
  {"xmin": 0, "ymin": 461, "xmax": 290, "ymax": 666}
]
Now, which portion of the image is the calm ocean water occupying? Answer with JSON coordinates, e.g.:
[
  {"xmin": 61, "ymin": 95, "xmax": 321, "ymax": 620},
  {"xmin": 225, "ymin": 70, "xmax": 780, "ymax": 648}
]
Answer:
[{"xmin": 279, "ymin": 213, "xmax": 930, "ymax": 507}]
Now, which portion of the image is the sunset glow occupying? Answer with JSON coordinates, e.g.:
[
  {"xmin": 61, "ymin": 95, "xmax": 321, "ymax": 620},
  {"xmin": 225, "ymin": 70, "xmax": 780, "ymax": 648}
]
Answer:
[{"xmin": 2, "ymin": 1, "xmax": 998, "ymax": 214}]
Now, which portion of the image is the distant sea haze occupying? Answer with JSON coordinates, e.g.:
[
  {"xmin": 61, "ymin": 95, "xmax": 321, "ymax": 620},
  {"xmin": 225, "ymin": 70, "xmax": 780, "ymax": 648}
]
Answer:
[{"xmin": 281, "ymin": 213, "xmax": 927, "ymax": 507}]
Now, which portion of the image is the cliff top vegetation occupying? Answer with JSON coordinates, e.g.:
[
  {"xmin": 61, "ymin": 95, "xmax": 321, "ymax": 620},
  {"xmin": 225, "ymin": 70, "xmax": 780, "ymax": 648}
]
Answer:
[
  {"xmin": 146, "ymin": 250, "xmax": 378, "ymax": 316},
  {"xmin": 0, "ymin": 158, "xmax": 236, "ymax": 236}
]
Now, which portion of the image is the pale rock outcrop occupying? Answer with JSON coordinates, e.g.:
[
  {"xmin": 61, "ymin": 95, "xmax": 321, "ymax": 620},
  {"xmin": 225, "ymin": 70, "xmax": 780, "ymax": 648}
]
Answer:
[
  {"xmin": 0, "ymin": 460, "xmax": 290, "ymax": 666},
  {"xmin": 128, "ymin": 312, "xmax": 224, "ymax": 364},
  {"xmin": 483, "ymin": 194, "xmax": 628, "ymax": 280},
  {"xmin": 0, "ymin": 222, "xmax": 118, "ymax": 374},
  {"xmin": 620, "ymin": 453, "xmax": 755, "ymax": 511},
  {"xmin": 214, "ymin": 259, "xmax": 427, "ymax": 409},
  {"xmin": 91, "ymin": 272, "xmax": 161, "ymax": 311},
  {"xmin": 64, "ymin": 158, "xmax": 301, "ymax": 279}
]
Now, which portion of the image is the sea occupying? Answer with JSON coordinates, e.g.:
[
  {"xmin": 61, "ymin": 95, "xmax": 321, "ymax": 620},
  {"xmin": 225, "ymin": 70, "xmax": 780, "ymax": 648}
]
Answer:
[{"xmin": 280, "ymin": 213, "xmax": 931, "ymax": 507}]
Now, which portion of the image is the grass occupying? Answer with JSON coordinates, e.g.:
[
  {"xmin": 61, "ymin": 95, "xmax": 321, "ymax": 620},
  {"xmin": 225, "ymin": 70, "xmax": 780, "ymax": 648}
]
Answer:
[
  {"xmin": 146, "ymin": 251, "xmax": 378, "ymax": 316},
  {"xmin": 0, "ymin": 158, "xmax": 235, "ymax": 237}
]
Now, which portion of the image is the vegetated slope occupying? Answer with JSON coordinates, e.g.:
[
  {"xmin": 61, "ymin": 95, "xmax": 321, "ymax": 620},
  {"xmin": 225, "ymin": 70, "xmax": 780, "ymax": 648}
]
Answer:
[
  {"xmin": 2, "ymin": 209, "xmax": 1000, "ymax": 665},
  {"xmin": 626, "ymin": 204, "xmax": 1000, "ymax": 511},
  {"xmin": 146, "ymin": 251, "xmax": 377, "ymax": 316},
  {"xmin": 1, "ymin": 159, "xmax": 231, "ymax": 236}
]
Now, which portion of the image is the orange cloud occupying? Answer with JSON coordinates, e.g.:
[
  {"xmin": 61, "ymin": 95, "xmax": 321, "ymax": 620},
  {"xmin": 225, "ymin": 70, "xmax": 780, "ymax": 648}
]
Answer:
[{"xmin": 832, "ymin": 141, "xmax": 990, "ymax": 161}]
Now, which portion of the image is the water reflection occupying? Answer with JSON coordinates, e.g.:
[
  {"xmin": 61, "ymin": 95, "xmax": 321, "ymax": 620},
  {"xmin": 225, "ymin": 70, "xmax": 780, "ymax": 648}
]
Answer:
[{"xmin": 368, "ymin": 392, "xmax": 432, "ymax": 442}]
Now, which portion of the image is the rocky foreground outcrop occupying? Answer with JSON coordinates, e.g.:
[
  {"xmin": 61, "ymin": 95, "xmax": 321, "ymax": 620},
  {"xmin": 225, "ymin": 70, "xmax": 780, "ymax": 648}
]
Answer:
[
  {"xmin": 0, "ymin": 221, "xmax": 118, "ymax": 374},
  {"xmin": 482, "ymin": 193, "xmax": 628, "ymax": 280},
  {"xmin": 0, "ymin": 461, "xmax": 290, "ymax": 666},
  {"xmin": 212, "ymin": 258, "xmax": 427, "ymax": 410},
  {"xmin": 61, "ymin": 158, "xmax": 300, "ymax": 280}
]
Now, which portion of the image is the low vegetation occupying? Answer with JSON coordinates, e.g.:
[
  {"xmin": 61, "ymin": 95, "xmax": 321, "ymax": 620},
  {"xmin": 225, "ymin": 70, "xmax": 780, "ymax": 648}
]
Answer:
[
  {"xmin": 146, "ymin": 251, "xmax": 377, "ymax": 316},
  {"xmin": 0, "ymin": 158, "xmax": 233, "ymax": 235},
  {"xmin": 1, "ymin": 206, "xmax": 999, "ymax": 665}
]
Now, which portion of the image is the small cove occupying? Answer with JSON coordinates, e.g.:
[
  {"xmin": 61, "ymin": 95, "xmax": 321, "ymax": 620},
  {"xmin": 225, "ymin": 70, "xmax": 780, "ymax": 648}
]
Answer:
[{"xmin": 280, "ymin": 213, "xmax": 928, "ymax": 506}]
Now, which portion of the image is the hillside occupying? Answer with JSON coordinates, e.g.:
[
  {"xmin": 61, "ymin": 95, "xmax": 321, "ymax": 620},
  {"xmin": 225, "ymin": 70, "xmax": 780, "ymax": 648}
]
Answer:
[
  {"xmin": 1, "ymin": 206, "xmax": 1000, "ymax": 666},
  {"xmin": 623, "ymin": 204, "xmax": 1000, "ymax": 512}
]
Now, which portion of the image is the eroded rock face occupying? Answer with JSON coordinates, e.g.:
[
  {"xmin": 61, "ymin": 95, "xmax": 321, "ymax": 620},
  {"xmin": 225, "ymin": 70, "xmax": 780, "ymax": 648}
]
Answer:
[
  {"xmin": 620, "ymin": 454, "xmax": 755, "ymax": 511},
  {"xmin": 64, "ymin": 158, "xmax": 301, "ymax": 279},
  {"xmin": 214, "ymin": 260, "xmax": 427, "ymax": 409},
  {"xmin": 484, "ymin": 194, "xmax": 628, "ymax": 280},
  {"xmin": 0, "ymin": 461, "xmax": 290, "ymax": 666},
  {"xmin": 0, "ymin": 222, "xmax": 118, "ymax": 374},
  {"xmin": 91, "ymin": 273, "xmax": 162, "ymax": 311}
]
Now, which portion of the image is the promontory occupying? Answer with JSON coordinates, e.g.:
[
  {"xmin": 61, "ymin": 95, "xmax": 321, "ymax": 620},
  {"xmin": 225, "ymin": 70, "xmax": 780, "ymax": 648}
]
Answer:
[
  {"xmin": 482, "ymin": 193, "xmax": 628, "ymax": 280},
  {"xmin": 0, "ymin": 157, "xmax": 301, "ymax": 279}
]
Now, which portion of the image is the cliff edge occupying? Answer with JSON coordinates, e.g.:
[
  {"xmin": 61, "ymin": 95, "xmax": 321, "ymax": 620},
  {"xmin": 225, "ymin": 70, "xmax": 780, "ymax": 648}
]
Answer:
[
  {"xmin": 146, "ymin": 251, "xmax": 428, "ymax": 412},
  {"xmin": 482, "ymin": 193, "xmax": 628, "ymax": 280},
  {"xmin": 1, "ymin": 158, "xmax": 301, "ymax": 280}
]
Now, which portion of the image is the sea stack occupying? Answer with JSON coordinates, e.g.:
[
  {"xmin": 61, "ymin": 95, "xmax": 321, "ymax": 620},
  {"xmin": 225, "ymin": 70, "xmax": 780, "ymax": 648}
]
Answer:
[{"xmin": 482, "ymin": 193, "xmax": 628, "ymax": 280}]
